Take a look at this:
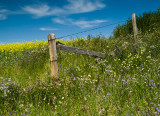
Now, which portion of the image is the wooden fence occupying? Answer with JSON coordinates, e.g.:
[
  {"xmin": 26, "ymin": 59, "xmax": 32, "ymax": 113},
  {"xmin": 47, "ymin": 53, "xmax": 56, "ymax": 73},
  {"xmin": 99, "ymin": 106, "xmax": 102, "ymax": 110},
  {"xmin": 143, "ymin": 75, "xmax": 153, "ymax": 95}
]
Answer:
[{"xmin": 48, "ymin": 13, "xmax": 138, "ymax": 78}]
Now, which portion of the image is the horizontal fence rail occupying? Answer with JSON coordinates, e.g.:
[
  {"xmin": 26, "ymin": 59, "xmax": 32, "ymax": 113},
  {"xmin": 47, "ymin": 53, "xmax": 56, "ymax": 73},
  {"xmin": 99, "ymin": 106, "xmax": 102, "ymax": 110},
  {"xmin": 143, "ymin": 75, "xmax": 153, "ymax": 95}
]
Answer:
[{"xmin": 57, "ymin": 44, "xmax": 106, "ymax": 58}]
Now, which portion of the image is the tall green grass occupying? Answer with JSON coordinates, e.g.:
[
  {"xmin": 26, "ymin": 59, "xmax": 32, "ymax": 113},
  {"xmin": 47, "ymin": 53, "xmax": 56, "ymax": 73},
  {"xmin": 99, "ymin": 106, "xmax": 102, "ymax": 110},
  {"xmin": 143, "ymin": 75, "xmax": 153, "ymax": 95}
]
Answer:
[
  {"xmin": 0, "ymin": 29, "xmax": 160, "ymax": 115},
  {"xmin": 0, "ymin": 20, "xmax": 160, "ymax": 116}
]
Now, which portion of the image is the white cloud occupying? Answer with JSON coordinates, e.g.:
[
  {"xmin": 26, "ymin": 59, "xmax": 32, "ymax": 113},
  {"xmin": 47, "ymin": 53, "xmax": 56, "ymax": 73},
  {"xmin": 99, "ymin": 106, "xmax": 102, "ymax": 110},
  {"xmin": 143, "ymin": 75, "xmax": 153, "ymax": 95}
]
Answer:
[
  {"xmin": 0, "ymin": 9, "xmax": 8, "ymax": 20},
  {"xmin": 23, "ymin": 4, "xmax": 65, "ymax": 17},
  {"xmin": 23, "ymin": 4, "xmax": 51, "ymax": 17},
  {"xmin": 23, "ymin": 4, "xmax": 63, "ymax": 17},
  {"xmin": 22, "ymin": 0, "xmax": 106, "ymax": 17},
  {"xmin": 40, "ymin": 27, "xmax": 58, "ymax": 31},
  {"xmin": 52, "ymin": 17, "xmax": 108, "ymax": 28},
  {"xmin": 52, "ymin": 18, "xmax": 66, "ymax": 24},
  {"xmin": 0, "ymin": 14, "xmax": 7, "ymax": 20},
  {"xmin": 0, "ymin": 8, "xmax": 25, "ymax": 20},
  {"xmin": 71, "ymin": 19, "xmax": 108, "ymax": 28},
  {"xmin": 65, "ymin": 0, "xmax": 106, "ymax": 14},
  {"xmin": 0, "ymin": 9, "xmax": 8, "ymax": 13}
]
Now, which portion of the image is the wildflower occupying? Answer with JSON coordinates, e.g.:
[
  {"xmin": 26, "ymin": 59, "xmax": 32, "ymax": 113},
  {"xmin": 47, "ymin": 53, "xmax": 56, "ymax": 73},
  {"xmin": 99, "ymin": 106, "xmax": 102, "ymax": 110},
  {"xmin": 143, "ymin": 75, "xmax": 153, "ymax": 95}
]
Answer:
[
  {"xmin": 43, "ymin": 97, "xmax": 46, "ymax": 101},
  {"xmin": 124, "ymin": 82, "xmax": 128, "ymax": 85},
  {"xmin": 151, "ymin": 83, "xmax": 156, "ymax": 87},
  {"xmin": 120, "ymin": 69, "xmax": 124, "ymax": 73},
  {"xmin": 150, "ymin": 80, "xmax": 153, "ymax": 82},
  {"xmin": 106, "ymin": 70, "xmax": 111, "ymax": 74},
  {"xmin": 20, "ymin": 104, "xmax": 24, "ymax": 107},
  {"xmin": 140, "ymin": 110, "xmax": 143, "ymax": 113},
  {"xmin": 107, "ymin": 93, "xmax": 110, "ymax": 96},
  {"xmin": 156, "ymin": 108, "xmax": 160, "ymax": 114},
  {"xmin": 150, "ymin": 102, "xmax": 154, "ymax": 105}
]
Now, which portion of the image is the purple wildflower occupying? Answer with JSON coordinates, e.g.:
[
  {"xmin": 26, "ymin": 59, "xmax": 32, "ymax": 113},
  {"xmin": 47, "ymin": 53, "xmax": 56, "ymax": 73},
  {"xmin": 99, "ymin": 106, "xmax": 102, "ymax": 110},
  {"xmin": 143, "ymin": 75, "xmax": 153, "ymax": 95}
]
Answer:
[
  {"xmin": 140, "ymin": 110, "xmax": 143, "ymax": 113},
  {"xmin": 10, "ymin": 111, "xmax": 12, "ymax": 115},
  {"xmin": 150, "ymin": 80, "xmax": 153, "ymax": 82},
  {"xmin": 120, "ymin": 69, "xmax": 124, "ymax": 73}
]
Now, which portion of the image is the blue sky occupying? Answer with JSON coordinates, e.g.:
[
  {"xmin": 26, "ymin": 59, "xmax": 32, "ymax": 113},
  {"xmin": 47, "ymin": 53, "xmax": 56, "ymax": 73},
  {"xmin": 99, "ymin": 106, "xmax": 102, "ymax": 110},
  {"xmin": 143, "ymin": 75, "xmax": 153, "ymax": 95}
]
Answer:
[{"xmin": 0, "ymin": 0, "xmax": 160, "ymax": 43}]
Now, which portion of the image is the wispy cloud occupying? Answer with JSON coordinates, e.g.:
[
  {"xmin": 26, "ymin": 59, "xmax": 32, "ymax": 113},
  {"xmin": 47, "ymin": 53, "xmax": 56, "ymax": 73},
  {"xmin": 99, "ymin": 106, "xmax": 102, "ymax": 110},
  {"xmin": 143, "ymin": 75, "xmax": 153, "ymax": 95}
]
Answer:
[
  {"xmin": 0, "ymin": 9, "xmax": 8, "ymax": 20},
  {"xmin": 52, "ymin": 18, "xmax": 66, "ymax": 24},
  {"xmin": 71, "ymin": 19, "xmax": 108, "ymax": 28},
  {"xmin": 23, "ymin": 4, "xmax": 64, "ymax": 18},
  {"xmin": 23, "ymin": 4, "xmax": 51, "ymax": 17},
  {"xmin": 40, "ymin": 27, "xmax": 58, "ymax": 31},
  {"xmin": 22, "ymin": 0, "xmax": 106, "ymax": 17},
  {"xmin": 0, "ymin": 14, "xmax": 7, "ymax": 20},
  {"xmin": 0, "ymin": 8, "xmax": 23, "ymax": 20},
  {"xmin": 64, "ymin": 0, "xmax": 105, "ymax": 14},
  {"xmin": 52, "ymin": 17, "xmax": 108, "ymax": 28},
  {"xmin": 0, "ymin": 9, "xmax": 8, "ymax": 13}
]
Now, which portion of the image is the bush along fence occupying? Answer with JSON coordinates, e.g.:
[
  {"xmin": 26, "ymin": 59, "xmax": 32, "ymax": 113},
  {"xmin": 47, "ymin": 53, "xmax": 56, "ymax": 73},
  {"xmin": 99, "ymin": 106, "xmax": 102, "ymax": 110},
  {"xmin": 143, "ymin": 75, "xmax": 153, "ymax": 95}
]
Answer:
[{"xmin": 48, "ymin": 13, "xmax": 138, "ymax": 78}]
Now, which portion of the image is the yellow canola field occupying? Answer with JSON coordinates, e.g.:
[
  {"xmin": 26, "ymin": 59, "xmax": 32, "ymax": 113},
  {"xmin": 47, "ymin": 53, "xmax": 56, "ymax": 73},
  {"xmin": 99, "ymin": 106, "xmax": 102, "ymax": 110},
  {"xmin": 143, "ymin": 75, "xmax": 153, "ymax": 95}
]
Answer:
[
  {"xmin": 0, "ymin": 41, "xmax": 48, "ymax": 53},
  {"xmin": 0, "ymin": 38, "xmax": 87, "ymax": 53}
]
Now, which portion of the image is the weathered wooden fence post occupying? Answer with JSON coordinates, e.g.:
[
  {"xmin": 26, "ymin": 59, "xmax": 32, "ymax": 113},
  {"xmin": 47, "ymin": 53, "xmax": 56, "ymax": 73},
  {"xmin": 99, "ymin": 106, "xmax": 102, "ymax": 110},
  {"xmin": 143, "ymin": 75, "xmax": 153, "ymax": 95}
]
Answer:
[
  {"xmin": 131, "ymin": 13, "xmax": 138, "ymax": 43},
  {"xmin": 48, "ymin": 33, "xmax": 58, "ymax": 79}
]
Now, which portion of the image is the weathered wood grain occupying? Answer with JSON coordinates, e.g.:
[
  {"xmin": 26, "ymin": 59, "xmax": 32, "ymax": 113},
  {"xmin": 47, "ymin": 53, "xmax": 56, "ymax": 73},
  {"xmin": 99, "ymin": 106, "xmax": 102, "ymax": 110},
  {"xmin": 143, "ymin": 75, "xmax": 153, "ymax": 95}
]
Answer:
[
  {"xmin": 131, "ymin": 13, "xmax": 138, "ymax": 43},
  {"xmin": 48, "ymin": 33, "xmax": 58, "ymax": 79},
  {"xmin": 57, "ymin": 44, "xmax": 106, "ymax": 58}
]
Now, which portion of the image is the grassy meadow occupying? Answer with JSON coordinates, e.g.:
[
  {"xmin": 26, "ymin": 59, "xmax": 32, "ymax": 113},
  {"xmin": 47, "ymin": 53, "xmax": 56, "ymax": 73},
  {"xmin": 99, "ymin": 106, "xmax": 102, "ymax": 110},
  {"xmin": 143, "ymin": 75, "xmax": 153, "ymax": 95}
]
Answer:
[
  {"xmin": 0, "ymin": 9, "xmax": 160, "ymax": 115},
  {"xmin": 0, "ymin": 29, "xmax": 160, "ymax": 116}
]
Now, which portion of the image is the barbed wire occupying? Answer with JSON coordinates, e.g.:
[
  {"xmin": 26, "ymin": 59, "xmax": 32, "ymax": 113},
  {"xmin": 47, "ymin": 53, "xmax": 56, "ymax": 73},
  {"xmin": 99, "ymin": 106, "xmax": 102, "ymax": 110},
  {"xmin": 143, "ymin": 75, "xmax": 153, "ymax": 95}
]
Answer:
[
  {"xmin": 55, "ymin": 20, "xmax": 126, "ymax": 40},
  {"xmin": 22, "ymin": 21, "xmax": 126, "ymax": 51}
]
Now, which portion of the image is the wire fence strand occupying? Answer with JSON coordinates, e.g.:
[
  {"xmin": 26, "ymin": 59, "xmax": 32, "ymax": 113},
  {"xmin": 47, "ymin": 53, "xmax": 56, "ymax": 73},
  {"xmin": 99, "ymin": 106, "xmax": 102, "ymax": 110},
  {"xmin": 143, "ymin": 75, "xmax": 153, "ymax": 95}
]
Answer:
[{"xmin": 55, "ymin": 20, "xmax": 126, "ymax": 40}]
